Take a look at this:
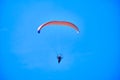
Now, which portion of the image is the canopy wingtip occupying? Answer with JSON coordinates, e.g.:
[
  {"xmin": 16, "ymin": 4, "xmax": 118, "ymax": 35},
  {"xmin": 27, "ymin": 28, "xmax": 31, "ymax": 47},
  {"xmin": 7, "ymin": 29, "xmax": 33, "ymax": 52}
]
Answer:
[{"xmin": 37, "ymin": 30, "xmax": 40, "ymax": 33}]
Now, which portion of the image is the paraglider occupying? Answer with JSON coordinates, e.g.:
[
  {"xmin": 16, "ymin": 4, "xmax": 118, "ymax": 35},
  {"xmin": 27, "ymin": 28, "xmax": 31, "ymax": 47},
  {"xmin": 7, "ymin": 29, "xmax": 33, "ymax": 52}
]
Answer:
[
  {"xmin": 37, "ymin": 21, "xmax": 80, "ymax": 64},
  {"xmin": 37, "ymin": 21, "xmax": 80, "ymax": 33}
]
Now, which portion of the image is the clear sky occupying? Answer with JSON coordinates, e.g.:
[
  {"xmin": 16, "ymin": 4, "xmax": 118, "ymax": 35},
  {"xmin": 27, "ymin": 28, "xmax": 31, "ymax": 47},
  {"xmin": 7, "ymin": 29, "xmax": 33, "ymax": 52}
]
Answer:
[{"xmin": 0, "ymin": 0, "xmax": 120, "ymax": 80}]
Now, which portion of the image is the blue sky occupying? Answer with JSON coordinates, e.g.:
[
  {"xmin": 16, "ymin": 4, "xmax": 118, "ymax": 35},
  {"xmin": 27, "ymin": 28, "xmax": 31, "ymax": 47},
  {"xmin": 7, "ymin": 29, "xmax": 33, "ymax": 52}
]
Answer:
[{"xmin": 0, "ymin": 0, "xmax": 120, "ymax": 80}]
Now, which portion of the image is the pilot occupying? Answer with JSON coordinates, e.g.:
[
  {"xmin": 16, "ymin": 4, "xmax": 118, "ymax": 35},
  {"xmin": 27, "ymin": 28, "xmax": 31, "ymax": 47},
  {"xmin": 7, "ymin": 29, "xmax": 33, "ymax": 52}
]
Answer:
[{"xmin": 57, "ymin": 55, "xmax": 63, "ymax": 63}]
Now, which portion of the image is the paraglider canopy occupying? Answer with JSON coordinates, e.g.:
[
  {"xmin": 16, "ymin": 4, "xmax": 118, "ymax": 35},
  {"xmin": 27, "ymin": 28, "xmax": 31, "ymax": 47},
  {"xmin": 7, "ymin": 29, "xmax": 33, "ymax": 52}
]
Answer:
[{"xmin": 37, "ymin": 21, "xmax": 80, "ymax": 33}]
